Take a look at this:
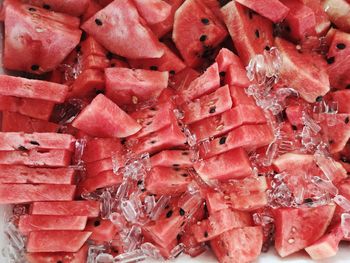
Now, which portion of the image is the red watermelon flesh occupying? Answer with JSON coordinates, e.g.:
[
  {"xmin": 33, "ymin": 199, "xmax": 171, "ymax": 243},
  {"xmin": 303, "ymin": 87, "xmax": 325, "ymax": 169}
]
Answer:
[
  {"xmin": 83, "ymin": 1, "xmax": 103, "ymax": 22},
  {"xmin": 146, "ymin": 166, "xmax": 193, "ymax": 196},
  {"xmin": 0, "ymin": 132, "xmax": 75, "ymax": 151},
  {"xmin": 230, "ymin": 191, "xmax": 268, "ymax": 211},
  {"xmin": 273, "ymin": 205, "xmax": 335, "ymax": 257},
  {"xmin": 200, "ymin": 124, "xmax": 274, "ymax": 158},
  {"xmin": 26, "ymin": 244, "xmax": 88, "ymax": 263},
  {"xmin": 133, "ymin": 0, "xmax": 172, "ymax": 25},
  {"xmin": 299, "ymin": 0, "xmax": 330, "ymax": 36},
  {"xmin": 1, "ymin": 112, "xmax": 59, "ymax": 133},
  {"xmin": 211, "ymin": 226, "xmax": 263, "ymax": 263},
  {"xmin": 0, "ymin": 75, "xmax": 68, "ymax": 103},
  {"xmin": 172, "ymin": 0, "xmax": 228, "ymax": 67},
  {"xmin": 221, "ymin": 1, "xmax": 274, "ymax": 66},
  {"xmin": 80, "ymin": 36, "xmax": 107, "ymax": 57},
  {"xmin": 194, "ymin": 148, "xmax": 252, "ymax": 181},
  {"xmin": 128, "ymin": 43, "xmax": 186, "ymax": 74},
  {"xmin": 275, "ymin": 37, "xmax": 330, "ymax": 103},
  {"xmin": 219, "ymin": 175, "xmax": 268, "ymax": 194},
  {"xmin": 85, "ymin": 158, "xmax": 114, "ymax": 178},
  {"xmin": 229, "ymin": 86, "xmax": 257, "ymax": 106},
  {"xmin": 171, "ymin": 67, "xmax": 199, "ymax": 91},
  {"xmin": 205, "ymin": 191, "xmax": 229, "ymax": 214},
  {"xmin": 150, "ymin": 150, "xmax": 192, "ymax": 168},
  {"xmin": 3, "ymin": 1, "xmax": 81, "ymax": 74},
  {"xmin": 105, "ymin": 67, "xmax": 169, "ymax": 106},
  {"xmin": 82, "ymin": 0, "xmax": 164, "ymax": 59},
  {"xmin": 285, "ymin": 104, "xmax": 304, "ymax": 127},
  {"xmin": 82, "ymin": 138, "xmax": 123, "ymax": 163},
  {"xmin": 78, "ymin": 170, "xmax": 122, "ymax": 194},
  {"xmin": 322, "ymin": 0, "xmax": 350, "ymax": 33},
  {"xmin": 19, "ymin": 215, "xmax": 87, "ymax": 234},
  {"xmin": 0, "ymin": 184, "xmax": 76, "ymax": 204},
  {"xmin": 80, "ymin": 56, "xmax": 109, "ymax": 71},
  {"xmin": 30, "ymin": 201, "xmax": 100, "ymax": 218},
  {"xmin": 0, "ymin": 96, "xmax": 55, "ymax": 121},
  {"xmin": 201, "ymin": 0, "xmax": 229, "ymax": 20},
  {"xmin": 72, "ymin": 94, "xmax": 142, "ymax": 138},
  {"xmin": 0, "ymin": 149, "xmax": 72, "ymax": 167},
  {"xmin": 331, "ymin": 90, "xmax": 350, "ymax": 113},
  {"xmin": 27, "ymin": 230, "xmax": 91, "ymax": 253},
  {"xmin": 68, "ymin": 69, "xmax": 105, "ymax": 99},
  {"xmin": 0, "ymin": 165, "xmax": 75, "ymax": 184},
  {"xmin": 23, "ymin": 0, "xmax": 90, "ymax": 16},
  {"xmin": 235, "ymin": 0, "xmax": 290, "ymax": 23},
  {"xmin": 182, "ymin": 85, "xmax": 232, "ymax": 124},
  {"xmin": 85, "ymin": 219, "xmax": 118, "ymax": 242}
]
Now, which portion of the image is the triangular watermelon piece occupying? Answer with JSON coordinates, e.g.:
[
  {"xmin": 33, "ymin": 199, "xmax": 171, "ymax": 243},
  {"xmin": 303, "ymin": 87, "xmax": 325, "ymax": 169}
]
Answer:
[{"xmin": 133, "ymin": 0, "xmax": 172, "ymax": 25}]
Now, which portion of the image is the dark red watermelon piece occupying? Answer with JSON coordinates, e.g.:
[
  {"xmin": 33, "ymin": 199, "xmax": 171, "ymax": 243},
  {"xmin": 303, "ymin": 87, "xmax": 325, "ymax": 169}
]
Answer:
[
  {"xmin": 150, "ymin": 150, "xmax": 192, "ymax": 168},
  {"xmin": 82, "ymin": 0, "xmax": 164, "ymax": 59},
  {"xmin": 322, "ymin": 0, "xmax": 350, "ymax": 33},
  {"xmin": 72, "ymin": 94, "xmax": 142, "ymax": 138},
  {"xmin": 273, "ymin": 205, "xmax": 335, "ymax": 257},
  {"xmin": 172, "ymin": 0, "xmax": 227, "ymax": 67},
  {"xmin": 133, "ymin": 0, "xmax": 171, "ymax": 25},
  {"xmin": 221, "ymin": 1, "xmax": 274, "ymax": 66},
  {"xmin": 23, "ymin": 0, "xmax": 90, "ymax": 16},
  {"xmin": 82, "ymin": 138, "xmax": 123, "ymax": 163},
  {"xmin": 82, "ymin": 1, "xmax": 103, "ymax": 22},
  {"xmin": 85, "ymin": 219, "xmax": 118, "ymax": 242},
  {"xmin": 80, "ymin": 56, "xmax": 110, "ymax": 71}
]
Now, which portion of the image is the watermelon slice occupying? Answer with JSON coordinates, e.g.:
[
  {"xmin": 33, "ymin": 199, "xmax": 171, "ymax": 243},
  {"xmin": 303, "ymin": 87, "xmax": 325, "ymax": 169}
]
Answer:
[
  {"xmin": 0, "ymin": 165, "xmax": 75, "ymax": 184},
  {"xmin": 26, "ymin": 231, "xmax": 91, "ymax": 253},
  {"xmin": 68, "ymin": 69, "xmax": 105, "ymax": 99},
  {"xmin": 19, "ymin": 215, "xmax": 88, "ymax": 234},
  {"xmin": 0, "ymin": 184, "xmax": 76, "ymax": 204},
  {"xmin": 78, "ymin": 170, "xmax": 122, "ymax": 194},
  {"xmin": 229, "ymin": 86, "xmax": 257, "ymax": 106},
  {"xmin": 172, "ymin": 0, "xmax": 227, "ymax": 67},
  {"xmin": 23, "ymin": 0, "xmax": 90, "ymax": 16},
  {"xmin": 80, "ymin": 36, "xmax": 107, "ymax": 57},
  {"xmin": 235, "ymin": 0, "xmax": 290, "ymax": 23},
  {"xmin": 299, "ymin": 0, "xmax": 330, "ymax": 36},
  {"xmin": 150, "ymin": 150, "xmax": 192, "ymax": 168},
  {"xmin": 105, "ymin": 67, "xmax": 169, "ymax": 106},
  {"xmin": 72, "ymin": 94, "xmax": 142, "ymax": 138},
  {"xmin": 82, "ymin": 138, "xmax": 123, "ymax": 163},
  {"xmin": 331, "ymin": 90, "xmax": 350, "ymax": 113},
  {"xmin": 133, "ymin": 0, "xmax": 172, "ymax": 25},
  {"xmin": 275, "ymin": 37, "xmax": 330, "ymax": 103},
  {"xmin": 85, "ymin": 219, "xmax": 118, "ymax": 242},
  {"xmin": 221, "ymin": 1, "xmax": 274, "ymax": 66},
  {"xmin": 85, "ymin": 158, "xmax": 114, "ymax": 178},
  {"xmin": 0, "ymin": 75, "xmax": 68, "ymax": 103},
  {"xmin": 274, "ymin": 205, "xmax": 335, "ymax": 257},
  {"xmin": 30, "ymin": 201, "xmax": 100, "ymax": 218},
  {"xmin": 205, "ymin": 191, "xmax": 229, "ymax": 214},
  {"xmin": 82, "ymin": 0, "xmax": 164, "ymax": 59},
  {"xmin": 3, "ymin": 1, "xmax": 81, "ymax": 73}
]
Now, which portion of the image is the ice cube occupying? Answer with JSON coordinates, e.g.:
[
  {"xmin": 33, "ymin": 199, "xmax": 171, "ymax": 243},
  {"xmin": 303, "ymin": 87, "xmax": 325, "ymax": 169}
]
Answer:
[
  {"xmin": 113, "ymin": 249, "xmax": 146, "ymax": 263},
  {"xmin": 141, "ymin": 243, "xmax": 164, "ymax": 260},
  {"xmin": 150, "ymin": 195, "xmax": 171, "ymax": 221},
  {"xmin": 341, "ymin": 213, "xmax": 350, "ymax": 239},
  {"xmin": 169, "ymin": 243, "xmax": 185, "ymax": 259},
  {"xmin": 96, "ymin": 253, "xmax": 114, "ymax": 263},
  {"xmin": 334, "ymin": 195, "xmax": 350, "ymax": 211}
]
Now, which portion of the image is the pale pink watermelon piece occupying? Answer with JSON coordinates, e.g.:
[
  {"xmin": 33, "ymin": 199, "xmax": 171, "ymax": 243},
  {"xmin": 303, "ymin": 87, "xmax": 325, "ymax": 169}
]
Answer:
[
  {"xmin": 205, "ymin": 191, "xmax": 229, "ymax": 214},
  {"xmin": 322, "ymin": 0, "xmax": 350, "ymax": 33},
  {"xmin": 72, "ymin": 94, "xmax": 142, "ymax": 138},
  {"xmin": 150, "ymin": 150, "xmax": 192, "ymax": 168},
  {"xmin": 230, "ymin": 191, "xmax": 268, "ymax": 211},
  {"xmin": 0, "ymin": 184, "xmax": 76, "ymax": 204},
  {"xmin": 133, "ymin": 0, "xmax": 171, "ymax": 24},
  {"xmin": 85, "ymin": 219, "xmax": 118, "ymax": 242},
  {"xmin": 82, "ymin": 138, "xmax": 123, "ymax": 163},
  {"xmin": 299, "ymin": 0, "xmax": 330, "ymax": 35}
]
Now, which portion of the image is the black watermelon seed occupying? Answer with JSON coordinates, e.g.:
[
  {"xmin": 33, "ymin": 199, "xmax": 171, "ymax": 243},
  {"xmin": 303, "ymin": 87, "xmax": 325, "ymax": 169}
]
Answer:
[
  {"xmin": 265, "ymin": 45, "xmax": 271, "ymax": 51},
  {"xmin": 347, "ymin": 84, "xmax": 350, "ymax": 89},
  {"xmin": 150, "ymin": 140, "xmax": 157, "ymax": 144},
  {"xmin": 169, "ymin": 70, "xmax": 176, "ymax": 75},
  {"xmin": 94, "ymin": 220, "xmax": 101, "ymax": 227},
  {"xmin": 75, "ymin": 45, "xmax": 81, "ymax": 53},
  {"xmin": 201, "ymin": 18, "xmax": 210, "ymax": 25},
  {"xmin": 345, "ymin": 117, "xmax": 350, "ymax": 124},
  {"xmin": 181, "ymin": 173, "xmax": 188, "ymax": 177},
  {"xmin": 150, "ymin": 65, "xmax": 158, "ymax": 71},
  {"xmin": 177, "ymin": 234, "xmax": 182, "ymax": 241},
  {"xmin": 95, "ymin": 19, "xmax": 103, "ymax": 26},
  {"xmin": 204, "ymin": 231, "xmax": 209, "ymax": 238},
  {"xmin": 173, "ymin": 167, "xmax": 181, "ymax": 171},
  {"xmin": 30, "ymin": 141, "xmax": 40, "ymax": 146},
  {"xmin": 219, "ymin": 71, "xmax": 226, "ymax": 77},
  {"xmin": 111, "ymin": 63, "xmax": 116, "ymax": 67},
  {"xmin": 57, "ymin": 261, "xmax": 63, "ymax": 263},
  {"xmin": 166, "ymin": 210, "xmax": 173, "ymax": 218},
  {"xmin": 43, "ymin": 4, "xmax": 51, "ymax": 9},
  {"xmin": 304, "ymin": 198, "xmax": 313, "ymax": 203},
  {"xmin": 106, "ymin": 52, "xmax": 113, "ymax": 60},
  {"xmin": 31, "ymin": 64, "xmax": 39, "ymax": 71},
  {"xmin": 28, "ymin": 7, "xmax": 36, "ymax": 12},
  {"xmin": 146, "ymin": 121, "xmax": 152, "ymax": 126},
  {"xmin": 173, "ymin": 164, "xmax": 180, "ymax": 168},
  {"xmin": 80, "ymin": 31, "xmax": 87, "ymax": 41},
  {"xmin": 329, "ymin": 139, "xmax": 334, "ymax": 144},
  {"xmin": 337, "ymin": 43, "xmax": 346, "ymax": 50},
  {"xmin": 179, "ymin": 208, "xmax": 185, "ymax": 216},
  {"xmin": 315, "ymin": 96, "xmax": 323, "ymax": 102},
  {"xmin": 219, "ymin": 136, "xmax": 227, "ymax": 145},
  {"xmin": 150, "ymin": 107, "xmax": 157, "ymax": 111},
  {"xmin": 248, "ymin": 10, "xmax": 253, "ymax": 19},
  {"xmin": 137, "ymin": 180, "xmax": 143, "ymax": 186},
  {"xmin": 209, "ymin": 106, "xmax": 216, "ymax": 114},
  {"xmin": 182, "ymin": 151, "xmax": 189, "ymax": 156},
  {"xmin": 291, "ymin": 125, "xmax": 298, "ymax": 131},
  {"xmin": 200, "ymin": 35, "xmax": 207, "ymax": 42},
  {"xmin": 255, "ymin": 29, "xmax": 260, "ymax": 38},
  {"xmin": 18, "ymin": 145, "xmax": 28, "ymax": 151},
  {"xmin": 327, "ymin": 57, "xmax": 335, "ymax": 64}
]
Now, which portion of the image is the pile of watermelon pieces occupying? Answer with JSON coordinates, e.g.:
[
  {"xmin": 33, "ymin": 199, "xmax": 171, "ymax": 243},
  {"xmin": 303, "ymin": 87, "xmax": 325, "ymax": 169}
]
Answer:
[{"xmin": 2, "ymin": 0, "xmax": 350, "ymax": 262}]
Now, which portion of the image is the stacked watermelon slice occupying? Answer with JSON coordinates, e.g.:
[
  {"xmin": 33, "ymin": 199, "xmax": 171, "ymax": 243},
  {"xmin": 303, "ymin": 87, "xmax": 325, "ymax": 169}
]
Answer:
[{"xmin": 1, "ymin": 0, "xmax": 350, "ymax": 262}]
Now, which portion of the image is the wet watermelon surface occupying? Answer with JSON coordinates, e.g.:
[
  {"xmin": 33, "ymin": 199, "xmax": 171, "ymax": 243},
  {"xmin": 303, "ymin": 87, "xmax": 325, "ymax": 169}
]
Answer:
[{"xmin": 1, "ymin": 0, "xmax": 350, "ymax": 263}]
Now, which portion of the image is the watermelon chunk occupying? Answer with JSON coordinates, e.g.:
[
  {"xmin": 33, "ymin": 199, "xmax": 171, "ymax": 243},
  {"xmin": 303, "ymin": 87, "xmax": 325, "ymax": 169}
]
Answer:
[
  {"xmin": 0, "ymin": 75, "xmax": 68, "ymax": 103},
  {"xmin": 85, "ymin": 219, "xmax": 118, "ymax": 242},
  {"xmin": 78, "ymin": 170, "xmax": 122, "ymax": 194},
  {"xmin": 23, "ymin": 0, "xmax": 90, "ymax": 16},
  {"xmin": 68, "ymin": 69, "xmax": 105, "ymax": 99},
  {"xmin": 30, "ymin": 201, "xmax": 100, "ymax": 218},
  {"xmin": 235, "ymin": 0, "xmax": 290, "ymax": 23},
  {"xmin": 222, "ymin": 1, "xmax": 274, "ymax": 66},
  {"xmin": 133, "ymin": 0, "xmax": 172, "ymax": 25},
  {"xmin": 299, "ymin": 0, "xmax": 330, "ymax": 36},
  {"xmin": 150, "ymin": 150, "xmax": 192, "ymax": 168},
  {"xmin": 105, "ymin": 67, "xmax": 169, "ymax": 106},
  {"xmin": 82, "ymin": 0, "xmax": 164, "ymax": 59},
  {"xmin": 274, "ymin": 205, "xmax": 335, "ymax": 257},
  {"xmin": 72, "ymin": 94, "xmax": 142, "ymax": 138},
  {"xmin": 194, "ymin": 148, "xmax": 252, "ymax": 181},
  {"xmin": 172, "ymin": 0, "xmax": 227, "ymax": 67},
  {"xmin": 81, "ymin": 36, "xmax": 107, "ymax": 57},
  {"xmin": 0, "ymin": 184, "xmax": 76, "ymax": 204},
  {"xmin": 275, "ymin": 37, "xmax": 330, "ymax": 103},
  {"xmin": 27, "ymin": 231, "xmax": 91, "ymax": 253},
  {"xmin": 331, "ymin": 90, "xmax": 350, "ymax": 113},
  {"xmin": 322, "ymin": 0, "xmax": 350, "ymax": 33},
  {"xmin": 229, "ymin": 191, "xmax": 268, "ymax": 211},
  {"xmin": 211, "ymin": 226, "xmax": 263, "ymax": 263},
  {"xmin": 85, "ymin": 158, "xmax": 114, "ymax": 178},
  {"xmin": 3, "ymin": 1, "xmax": 81, "ymax": 73},
  {"xmin": 229, "ymin": 86, "xmax": 257, "ymax": 106},
  {"xmin": 82, "ymin": 138, "xmax": 123, "ymax": 163},
  {"xmin": 205, "ymin": 191, "xmax": 229, "ymax": 214},
  {"xmin": 19, "ymin": 215, "xmax": 88, "ymax": 234},
  {"xmin": 0, "ymin": 165, "xmax": 75, "ymax": 184}
]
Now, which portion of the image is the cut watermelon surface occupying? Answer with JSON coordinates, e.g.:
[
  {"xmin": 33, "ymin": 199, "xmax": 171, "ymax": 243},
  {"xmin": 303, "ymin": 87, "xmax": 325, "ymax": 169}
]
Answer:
[{"xmin": 1, "ymin": 0, "xmax": 350, "ymax": 262}]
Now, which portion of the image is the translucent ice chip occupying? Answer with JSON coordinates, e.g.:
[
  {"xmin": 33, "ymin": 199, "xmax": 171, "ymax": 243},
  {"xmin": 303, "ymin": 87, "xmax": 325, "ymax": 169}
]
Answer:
[
  {"xmin": 341, "ymin": 213, "xmax": 350, "ymax": 239},
  {"xmin": 141, "ymin": 242, "xmax": 164, "ymax": 260},
  {"xmin": 100, "ymin": 190, "xmax": 113, "ymax": 219},
  {"xmin": 4, "ymin": 223, "xmax": 25, "ymax": 251},
  {"xmin": 170, "ymin": 243, "xmax": 185, "ymax": 259},
  {"xmin": 113, "ymin": 250, "xmax": 146, "ymax": 263},
  {"xmin": 184, "ymin": 127, "xmax": 197, "ymax": 147},
  {"xmin": 96, "ymin": 253, "xmax": 114, "ymax": 263},
  {"xmin": 246, "ymin": 54, "xmax": 266, "ymax": 84},
  {"xmin": 311, "ymin": 176, "xmax": 338, "ymax": 196},
  {"xmin": 124, "ymin": 226, "xmax": 142, "ymax": 252},
  {"xmin": 173, "ymin": 108, "xmax": 185, "ymax": 120},
  {"xmin": 121, "ymin": 200, "xmax": 139, "ymax": 223},
  {"xmin": 334, "ymin": 195, "xmax": 350, "ymax": 212},
  {"xmin": 88, "ymin": 245, "xmax": 106, "ymax": 263},
  {"xmin": 144, "ymin": 195, "xmax": 156, "ymax": 214},
  {"xmin": 150, "ymin": 195, "xmax": 171, "ymax": 221},
  {"xmin": 302, "ymin": 113, "xmax": 321, "ymax": 134},
  {"xmin": 314, "ymin": 154, "xmax": 338, "ymax": 181}
]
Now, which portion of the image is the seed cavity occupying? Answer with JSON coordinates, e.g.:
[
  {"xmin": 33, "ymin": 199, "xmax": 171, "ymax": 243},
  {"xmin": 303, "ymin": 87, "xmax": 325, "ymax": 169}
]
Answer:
[
  {"xmin": 95, "ymin": 19, "xmax": 103, "ymax": 26},
  {"xmin": 201, "ymin": 18, "xmax": 209, "ymax": 25},
  {"xmin": 28, "ymin": 7, "xmax": 36, "ymax": 12},
  {"xmin": 150, "ymin": 65, "xmax": 158, "ymax": 71},
  {"xmin": 219, "ymin": 136, "xmax": 227, "ymax": 145},
  {"xmin": 200, "ymin": 35, "xmax": 207, "ymax": 42},
  {"xmin": 337, "ymin": 43, "xmax": 346, "ymax": 50},
  {"xmin": 327, "ymin": 57, "xmax": 335, "ymax": 64},
  {"xmin": 255, "ymin": 29, "xmax": 260, "ymax": 38}
]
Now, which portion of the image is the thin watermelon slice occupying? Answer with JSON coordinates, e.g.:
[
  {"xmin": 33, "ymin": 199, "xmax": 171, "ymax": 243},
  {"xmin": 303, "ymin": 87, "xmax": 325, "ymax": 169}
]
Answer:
[
  {"xmin": 26, "ymin": 231, "xmax": 91, "ymax": 253},
  {"xmin": 85, "ymin": 219, "xmax": 118, "ymax": 242},
  {"xmin": 0, "ymin": 184, "xmax": 76, "ymax": 204},
  {"xmin": 23, "ymin": 0, "xmax": 90, "ymax": 16},
  {"xmin": 150, "ymin": 150, "xmax": 192, "ymax": 168},
  {"xmin": 0, "ymin": 165, "xmax": 75, "ymax": 184},
  {"xmin": 72, "ymin": 94, "xmax": 142, "ymax": 138},
  {"xmin": 82, "ymin": 138, "xmax": 123, "ymax": 163},
  {"xmin": 80, "ymin": 36, "xmax": 107, "ymax": 57},
  {"xmin": 82, "ymin": 0, "xmax": 164, "ymax": 59},
  {"xmin": 78, "ymin": 170, "xmax": 122, "ymax": 194},
  {"xmin": 133, "ymin": 0, "xmax": 172, "ymax": 25},
  {"xmin": 229, "ymin": 86, "xmax": 257, "ymax": 106},
  {"xmin": 172, "ymin": 0, "xmax": 227, "ymax": 67},
  {"xmin": 85, "ymin": 158, "xmax": 114, "ymax": 178},
  {"xmin": 30, "ymin": 201, "xmax": 100, "ymax": 218},
  {"xmin": 105, "ymin": 67, "xmax": 169, "ymax": 106}
]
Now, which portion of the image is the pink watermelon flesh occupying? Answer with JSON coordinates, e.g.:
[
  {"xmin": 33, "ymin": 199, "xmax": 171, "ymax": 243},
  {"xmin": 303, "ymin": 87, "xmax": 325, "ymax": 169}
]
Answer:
[
  {"xmin": 78, "ymin": 170, "xmax": 122, "ymax": 194},
  {"xmin": 3, "ymin": 1, "xmax": 81, "ymax": 73},
  {"xmin": 80, "ymin": 36, "xmax": 107, "ymax": 57},
  {"xmin": 133, "ymin": 0, "xmax": 172, "ymax": 25},
  {"xmin": 0, "ymin": 165, "xmax": 75, "ymax": 184},
  {"xmin": 0, "ymin": 75, "xmax": 68, "ymax": 103},
  {"xmin": 150, "ymin": 150, "xmax": 192, "ymax": 168},
  {"xmin": 19, "ymin": 215, "xmax": 87, "ymax": 234},
  {"xmin": 211, "ymin": 226, "xmax": 263, "ymax": 263},
  {"xmin": 230, "ymin": 191, "xmax": 268, "ymax": 211},
  {"xmin": 299, "ymin": 0, "xmax": 330, "ymax": 35},
  {"xmin": 68, "ymin": 69, "xmax": 105, "ymax": 99},
  {"xmin": 172, "ymin": 0, "xmax": 228, "ymax": 67},
  {"xmin": 26, "ymin": 231, "xmax": 91, "ymax": 253},
  {"xmin": 194, "ymin": 148, "xmax": 252, "ymax": 181},
  {"xmin": 72, "ymin": 94, "xmax": 142, "ymax": 138},
  {"xmin": 0, "ymin": 184, "xmax": 76, "ymax": 204},
  {"xmin": 331, "ymin": 90, "xmax": 350, "ymax": 113},
  {"xmin": 274, "ymin": 205, "xmax": 335, "ymax": 257},
  {"xmin": 82, "ymin": 0, "xmax": 164, "ymax": 59},
  {"xmin": 23, "ymin": 0, "xmax": 90, "ymax": 16},
  {"xmin": 30, "ymin": 201, "xmax": 100, "ymax": 218},
  {"xmin": 82, "ymin": 138, "xmax": 123, "ymax": 163},
  {"xmin": 85, "ymin": 219, "xmax": 118, "ymax": 242},
  {"xmin": 322, "ymin": 0, "xmax": 350, "ymax": 33},
  {"xmin": 105, "ymin": 67, "xmax": 169, "ymax": 106},
  {"xmin": 229, "ymin": 86, "xmax": 257, "ymax": 106},
  {"xmin": 275, "ymin": 37, "xmax": 330, "ymax": 103},
  {"xmin": 85, "ymin": 158, "xmax": 114, "ymax": 178},
  {"xmin": 182, "ymin": 85, "xmax": 232, "ymax": 124},
  {"xmin": 235, "ymin": 0, "xmax": 290, "ymax": 23},
  {"xmin": 205, "ymin": 191, "xmax": 229, "ymax": 214},
  {"xmin": 221, "ymin": 1, "xmax": 274, "ymax": 66}
]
